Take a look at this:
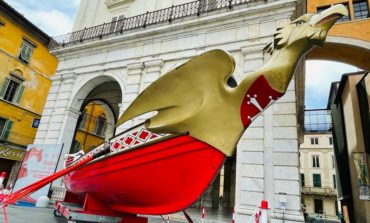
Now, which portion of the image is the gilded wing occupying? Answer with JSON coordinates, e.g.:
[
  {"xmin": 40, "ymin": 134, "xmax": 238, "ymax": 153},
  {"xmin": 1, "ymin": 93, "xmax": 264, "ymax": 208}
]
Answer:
[{"xmin": 117, "ymin": 49, "xmax": 235, "ymax": 132}]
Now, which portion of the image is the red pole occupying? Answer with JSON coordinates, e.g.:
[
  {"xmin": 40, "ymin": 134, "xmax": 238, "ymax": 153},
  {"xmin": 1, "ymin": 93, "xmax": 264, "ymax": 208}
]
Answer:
[
  {"xmin": 231, "ymin": 207, "xmax": 235, "ymax": 223},
  {"xmin": 0, "ymin": 146, "xmax": 110, "ymax": 207},
  {"xmin": 201, "ymin": 206, "xmax": 206, "ymax": 223}
]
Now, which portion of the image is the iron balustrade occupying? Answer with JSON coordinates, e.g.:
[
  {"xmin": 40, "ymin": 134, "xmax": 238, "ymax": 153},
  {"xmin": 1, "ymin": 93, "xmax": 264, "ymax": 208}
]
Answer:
[{"xmin": 49, "ymin": 0, "xmax": 259, "ymax": 50}]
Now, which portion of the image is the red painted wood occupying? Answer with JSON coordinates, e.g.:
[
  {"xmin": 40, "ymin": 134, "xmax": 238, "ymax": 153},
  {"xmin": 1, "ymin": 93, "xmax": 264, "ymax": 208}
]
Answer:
[{"xmin": 64, "ymin": 135, "xmax": 225, "ymax": 215}]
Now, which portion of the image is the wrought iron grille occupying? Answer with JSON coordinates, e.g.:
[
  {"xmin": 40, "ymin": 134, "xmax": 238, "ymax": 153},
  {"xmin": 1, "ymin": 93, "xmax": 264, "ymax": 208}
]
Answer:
[
  {"xmin": 49, "ymin": 0, "xmax": 259, "ymax": 50},
  {"xmin": 304, "ymin": 109, "xmax": 332, "ymax": 132}
]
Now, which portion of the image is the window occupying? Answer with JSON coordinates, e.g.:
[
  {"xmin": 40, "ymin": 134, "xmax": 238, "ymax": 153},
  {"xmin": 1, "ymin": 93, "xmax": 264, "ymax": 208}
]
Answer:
[
  {"xmin": 310, "ymin": 137, "xmax": 318, "ymax": 145},
  {"xmin": 110, "ymin": 16, "xmax": 117, "ymax": 32},
  {"xmin": 0, "ymin": 77, "xmax": 25, "ymax": 104},
  {"xmin": 312, "ymin": 155, "xmax": 320, "ymax": 168},
  {"xmin": 18, "ymin": 39, "xmax": 35, "ymax": 64},
  {"xmin": 313, "ymin": 174, "xmax": 322, "ymax": 187},
  {"xmin": 329, "ymin": 136, "xmax": 333, "ymax": 145},
  {"xmin": 333, "ymin": 175, "xmax": 336, "ymax": 189},
  {"xmin": 0, "ymin": 118, "xmax": 13, "ymax": 141},
  {"xmin": 332, "ymin": 155, "xmax": 335, "ymax": 168},
  {"xmin": 353, "ymin": 0, "xmax": 369, "ymax": 19},
  {"xmin": 314, "ymin": 199, "xmax": 323, "ymax": 214},
  {"xmin": 78, "ymin": 111, "xmax": 88, "ymax": 130},
  {"xmin": 71, "ymin": 140, "xmax": 81, "ymax": 154},
  {"xmin": 317, "ymin": 4, "xmax": 350, "ymax": 22},
  {"xmin": 111, "ymin": 15, "xmax": 125, "ymax": 32},
  {"xmin": 94, "ymin": 114, "xmax": 106, "ymax": 136},
  {"xmin": 301, "ymin": 173, "xmax": 305, "ymax": 187}
]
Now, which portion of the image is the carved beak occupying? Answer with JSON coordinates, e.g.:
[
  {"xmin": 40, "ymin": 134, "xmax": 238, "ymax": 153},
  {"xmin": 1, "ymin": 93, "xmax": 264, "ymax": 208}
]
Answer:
[{"xmin": 308, "ymin": 4, "xmax": 348, "ymax": 44}]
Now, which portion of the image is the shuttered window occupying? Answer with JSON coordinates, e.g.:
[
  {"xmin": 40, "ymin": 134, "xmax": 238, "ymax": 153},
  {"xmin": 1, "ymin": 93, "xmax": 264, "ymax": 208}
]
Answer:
[
  {"xmin": 313, "ymin": 174, "xmax": 322, "ymax": 187},
  {"xmin": 0, "ymin": 77, "xmax": 25, "ymax": 104},
  {"xmin": 0, "ymin": 118, "xmax": 13, "ymax": 141},
  {"xmin": 18, "ymin": 39, "xmax": 35, "ymax": 64},
  {"xmin": 94, "ymin": 115, "xmax": 107, "ymax": 136}
]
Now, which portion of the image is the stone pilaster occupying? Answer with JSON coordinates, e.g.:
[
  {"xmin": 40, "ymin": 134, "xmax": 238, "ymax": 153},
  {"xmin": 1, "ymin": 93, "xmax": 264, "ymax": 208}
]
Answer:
[
  {"xmin": 236, "ymin": 44, "xmax": 303, "ymax": 222},
  {"xmin": 118, "ymin": 62, "xmax": 144, "ymax": 131},
  {"xmin": 142, "ymin": 59, "xmax": 164, "ymax": 92},
  {"xmin": 45, "ymin": 73, "xmax": 77, "ymax": 143},
  {"xmin": 236, "ymin": 44, "xmax": 266, "ymax": 221},
  {"xmin": 34, "ymin": 74, "xmax": 62, "ymax": 144}
]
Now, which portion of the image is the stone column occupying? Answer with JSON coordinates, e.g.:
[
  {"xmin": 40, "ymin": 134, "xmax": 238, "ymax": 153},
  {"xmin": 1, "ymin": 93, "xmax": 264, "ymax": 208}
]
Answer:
[
  {"xmin": 142, "ymin": 59, "xmax": 163, "ymax": 92},
  {"xmin": 236, "ymin": 44, "xmax": 303, "ymax": 222},
  {"xmin": 223, "ymin": 159, "xmax": 232, "ymax": 208},
  {"xmin": 34, "ymin": 74, "xmax": 62, "ymax": 144},
  {"xmin": 47, "ymin": 73, "xmax": 80, "ymax": 187},
  {"xmin": 131, "ymin": 59, "xmax": 165, "ymax": 124},
  {"xmin": 236, "ymin": 44, "xmax": 266, "ymax": 220},
  {"xmin": 116, "ymin": 62, "xmax": 143, "ymax": 132},
  {"xmin": 202, "ymin": 174, "xmax": 220, "ymax": 209},
  {"xmin": 270, "ymin": 78, "xmax": 303, "ymax": 222}
]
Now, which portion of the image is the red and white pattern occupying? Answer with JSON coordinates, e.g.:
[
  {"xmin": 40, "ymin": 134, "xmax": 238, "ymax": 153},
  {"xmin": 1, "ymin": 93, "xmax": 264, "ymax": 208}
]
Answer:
[
  {"xmin": 240, "ymin": 75, "xmax": 283, "ymax": 127},
  {"xmin": 110, "ymin": 125, "xmax": 167, "ymax": 153},
  {"xmin": 64, "ymin": 124, "xmax": 166, "ymax": 168}
]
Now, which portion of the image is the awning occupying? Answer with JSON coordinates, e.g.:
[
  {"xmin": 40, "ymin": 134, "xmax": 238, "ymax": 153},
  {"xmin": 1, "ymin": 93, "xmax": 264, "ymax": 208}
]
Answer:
[{"xmin": 0, "ymin": 145, "xmax": 25, "ymax": 161}]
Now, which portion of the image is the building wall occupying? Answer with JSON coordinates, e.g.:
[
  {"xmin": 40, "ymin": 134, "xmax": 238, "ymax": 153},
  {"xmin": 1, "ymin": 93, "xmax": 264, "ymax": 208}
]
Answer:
[
  {"xmin": 73, "ymin": 0, "xmax": 211, "ymax": 31},
  {"xmin": 0, "ymin": 4, "xmax": 58, "ymax": 187},
  {"xmin": 306, "ymin": 0, "xmax": 370, "ymax": 71},
  {"xmin": 38, "ymin": 0, "xmax": 304, "ymax": 222},
  {"xmin": 307, "ymin": 0, "xmax": 370, "ymax": 42},
  {"xmin": 341, "ymin": 74, "xmax": 370, "ymax": 222},
  {"xmin": 300, "ymin": 133, "xmax": 338, "ymax": 219}
]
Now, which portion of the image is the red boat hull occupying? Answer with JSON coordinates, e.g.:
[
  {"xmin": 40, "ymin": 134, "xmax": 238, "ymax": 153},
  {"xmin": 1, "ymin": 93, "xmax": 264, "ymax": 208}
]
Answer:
[{"xmin": 64, "ymin": 135, "xmax": 225, "ymax": 215}]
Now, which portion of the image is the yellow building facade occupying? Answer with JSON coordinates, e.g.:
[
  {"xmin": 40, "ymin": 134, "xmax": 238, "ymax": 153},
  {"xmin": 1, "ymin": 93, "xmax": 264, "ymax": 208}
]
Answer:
[
  {"xmin": 72, "ymin": 101, "xmax": 113, "ymax": 154},
  {"xmin": 306, "ymin": 0, "xmax": 370, "ymax": 71},
  {"xmin": 0, "ymin": 2, "xmax": 57, "ymax": 187}
]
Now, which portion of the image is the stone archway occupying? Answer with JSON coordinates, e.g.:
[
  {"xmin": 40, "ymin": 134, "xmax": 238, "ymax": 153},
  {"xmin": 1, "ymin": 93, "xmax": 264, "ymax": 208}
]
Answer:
[
  {"xmin": 306, "ymin": 36, "xmax": 370, "ymax": 71},
  {"xmin": 35, "ymin": 74, "xmax": 124, "ymax": 187}
]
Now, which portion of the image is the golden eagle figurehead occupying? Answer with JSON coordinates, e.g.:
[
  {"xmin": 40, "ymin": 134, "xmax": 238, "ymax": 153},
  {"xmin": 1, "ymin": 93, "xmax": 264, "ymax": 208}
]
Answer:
[{"xmin": 116, "ymin": 5, "xmax": 347, "ymax": 156}]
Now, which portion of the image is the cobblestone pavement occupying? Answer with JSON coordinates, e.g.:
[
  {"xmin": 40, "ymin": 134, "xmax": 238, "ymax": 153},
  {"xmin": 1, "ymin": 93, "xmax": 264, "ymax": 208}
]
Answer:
[
  {"xmin": 0, "ymin": 205, "xmax": 64, "ymax": 223},
  {"xmin": 0, "ymin": 205, "xmax": 190, "ymax": 223},
  {"xmin": 0, "ymin": 205, "xmax": 342, "ymax": 223}
]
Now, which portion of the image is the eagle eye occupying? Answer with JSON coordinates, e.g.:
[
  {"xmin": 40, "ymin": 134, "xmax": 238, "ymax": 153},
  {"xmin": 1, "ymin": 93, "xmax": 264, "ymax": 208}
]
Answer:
[{"xmin": 296, "ymin": 20, "xmax": 304, "ymax": 26}]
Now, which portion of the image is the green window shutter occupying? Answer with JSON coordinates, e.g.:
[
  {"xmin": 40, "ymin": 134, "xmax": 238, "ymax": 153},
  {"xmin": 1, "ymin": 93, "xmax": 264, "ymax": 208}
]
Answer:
[
  {"xmin": 25, "ymin": 46, "xmax": 33, "ymax": 62},
  {"xmin": 313, "ymin": 174, "xmax": 321, "ymax": 187},
  {"xmin": 14, "ymin": 84, "xmax": 25, "ymax": 104},
  {"xmin": 0, "ymin": 78, "xmax": 10, "ymax": 98},
  {"xmin": 1, "ymin": 120, "xmax": 13, "ymax": 140},
  {"xmin": 93, "ymin": 118, "xmax": 99, "ymax": 134}
]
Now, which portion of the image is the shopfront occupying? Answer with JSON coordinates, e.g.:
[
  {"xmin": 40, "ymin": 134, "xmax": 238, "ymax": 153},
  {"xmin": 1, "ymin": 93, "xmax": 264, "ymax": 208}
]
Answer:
[{"xmin": 0, "ymin": 145, "xmax": 25, "ymax": 187}]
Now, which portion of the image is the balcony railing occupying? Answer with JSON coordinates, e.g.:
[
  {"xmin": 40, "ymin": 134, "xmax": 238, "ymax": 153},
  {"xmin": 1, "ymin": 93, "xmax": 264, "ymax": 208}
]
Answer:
[
  {"xmin": 49, "ymin": 0, "xmax": 259, "ymax": 50},
  {"xmin": 304, "ymin": 109, "xmax": 332, "ymax": 132},
  {"xmin": 301, "ymin": 186, "xmax": 337, "ymax": 196}
]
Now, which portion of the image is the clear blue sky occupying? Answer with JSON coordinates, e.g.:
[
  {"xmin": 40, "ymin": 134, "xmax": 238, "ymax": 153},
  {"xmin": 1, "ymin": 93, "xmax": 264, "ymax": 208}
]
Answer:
[
  {"xmin": 5, "ymin": 0, "xmax": 359, "ymax": 109},
  {"xmin": 305, "ymin": 60, "xmax": 358, "ymax": 109}
]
